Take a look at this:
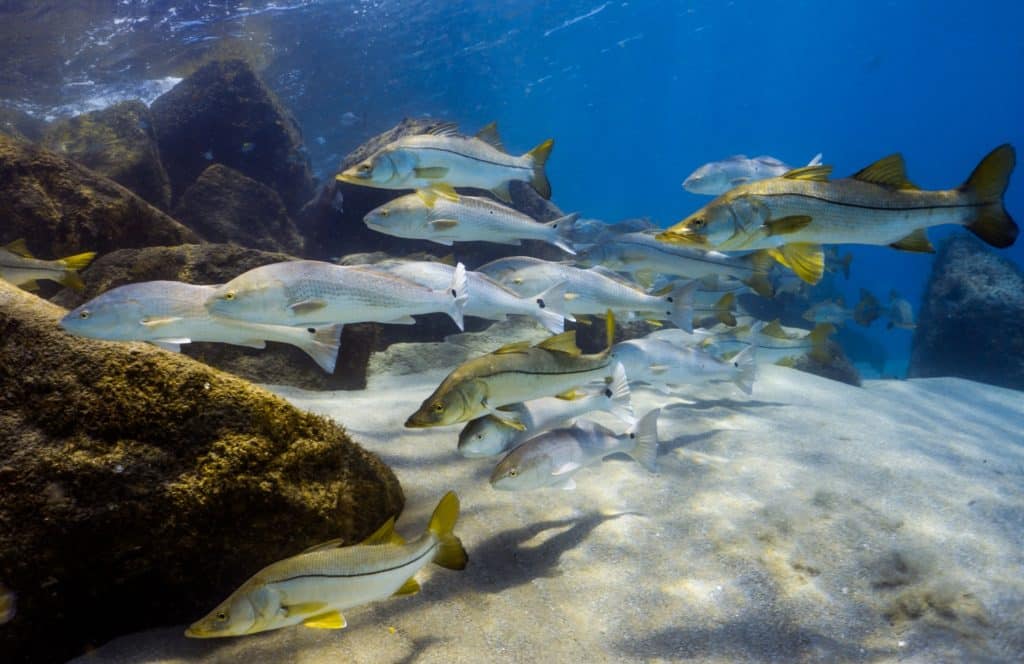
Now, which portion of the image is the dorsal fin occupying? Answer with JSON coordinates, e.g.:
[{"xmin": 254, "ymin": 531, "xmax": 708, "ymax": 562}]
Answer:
[
  {"xmin": 474, "ymin": 122, "xmax": 505, "ymax": 151},
  {"xmin": 782, "ymin": 164, "xmax": 833, "ymax": 181},
  {"xmin": 3, "ymin": 238, "xmax": 34, "ymax": 258},
  {"xmin": 535, "ymin": 330, "xmax": 581, "ymax": 355},
  {"xmin": 416, "ymin": 188, "xmax": 439, "ymax": 208},
  {"xmin": 493, "ymin": 341, "xmax": 531, "ymax": 355},
  {"xmin": 438, "ymin": 253, "xmax": 456, "ymax": 266},
  {"xmin": 359, "ymin": 517, "xmax": 406, "ymax": 546},
  {"xmin": 761, "ymin": 319, "xmax": 790, "ymax": 339},
  {"xmin": 425, "ymin": 122, "xmax": 459, "ymax": 137},
  {"xmin": 851, "ymin": 154, "xmax": 919, "ymax": 190}
]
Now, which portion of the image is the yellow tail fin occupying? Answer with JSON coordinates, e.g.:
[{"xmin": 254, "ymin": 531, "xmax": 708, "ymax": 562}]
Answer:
[
  {"xmin": 526, "ymin": 138, "xmax": 554, "ymax": 199},
  {"xmin": 961, "ymin": 144, "xmax": 1018, "ymax": 248},
  {"xmin": 714, "ymin": 293, "xmax": 737, "ymax": 326},
  {"xmin": 57, "ymin": 251, "xmax": 97, "ymax": 291},
  {"xmin": 428, "ymin": 492, "xmax": 467, "ymax": 570}
]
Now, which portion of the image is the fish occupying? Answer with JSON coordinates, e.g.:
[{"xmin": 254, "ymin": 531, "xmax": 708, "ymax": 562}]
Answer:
[
  {"xmin": 59, "ymin": 281, "xmax": 345, "ymax": 373},
  {"xmin": 241, "ymin": 141, "xmax": 256, "ymax": 154},
  {"xmin": 489, "ymin": 409, "xmax": 660, "ymax": 491},
  {"xmin": 824, "ymin": 247, "xmax": 854, "ymax": 279},
  {"xmin": 578, "ymin": 231, "xmax": 774, "ymax": 297},
  {"xmin": 803, "ymin": 291, "xmax": 878, "ymax": 327},
  {"xmin": 206, "ymin": 260, "xmax": 469, "ymax": 330},
  {"xmin": 0, "ymin": 239, "xmax": 96, "ymax": 292},
  {"xmin": 339, "ymin": 111, "xmax": 360, "ymax": 127},
  {"xmin": 887, "ymin": 290, "xmax": 916, "ymax": 330},
  {"xmin": 563, "ymin": 217, "xmax": 659, "ymax": 248},
  {"xmin": 0, "ymin": 582, "xmax": 14, "ymax": 625},
  {"xmin": 704, "ymin": 319, "xmax": 834, "ymax": 366},
  {"xmin": 337, "ymin": 122, "xmax": 553, "ymax": 202},
  {"xmin": 611, "ymin": 333, "xmax": 757, "ymax": 395},
  {"xmin": 186, "ymin": 492, "xmax": 467, "ymax": 638},
  {"xmin": 659, "ymin": 145, "xmax": 1019, "ymax": 284},
  {"xmin": 405, "ymin": 314, "xmax": 621, "ymax": 428},
  {"xmin": 364, "ymin": 186, "xmax": 577, "ymax": 253},
  {"xmin": 683, "ymin": 153, "xmax": 823, "ymax": 195},
  {"xmin": 475, "ymin": 255, "xmax": 574, "ymax": 285},
  {"xmin": 853, "ymin": 289, "xmax": 881, "ymax": 327},
  {"xmin": 372, "ymin": 259, "xmax": 564, "ymax": 334},
  {"xmin": 457, "ymin": 362, "xmax": 635, "ymax": 458}
]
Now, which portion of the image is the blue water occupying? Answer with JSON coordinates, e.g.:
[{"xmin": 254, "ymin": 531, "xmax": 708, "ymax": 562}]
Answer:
[{"xmin": 10, "ymin": 0, "xmax": 1024, "ymax": 374}]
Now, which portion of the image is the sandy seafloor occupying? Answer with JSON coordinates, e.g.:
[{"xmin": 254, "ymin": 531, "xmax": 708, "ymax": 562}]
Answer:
[{"xmin": 77, "ymin": 322, "xmax": 1024, "ymax": 663}]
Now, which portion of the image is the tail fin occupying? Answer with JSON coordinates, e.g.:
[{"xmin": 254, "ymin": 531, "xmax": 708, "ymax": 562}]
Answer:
[
  {"xmin": 534, "ymin": 280, "xmax": 575, "ymax": 319},
  {"xmin": 730, "ymin": 342, "xmax": 758, "ymax": 395},
  {"xmin": 444, "ymin": 262, "xmax": 469, "ymax": 330},
  {"xmin": 58, "ymin": 251, "xmax": 97, "ymax": 291},
  {"xmin": 626, "ymin": 408, "xmax": 660, "ymax": 473},
  {"xmin": 529, "ymin": 295, "xmax": 565, "ymax": 334},
  {"xmin": 601, "ymin": 362, "xmax": 636, "ymax": 425},
  {"xmin": 544, "ymin": 212, "xmax": 579, "ymax": 254},
  {"xmin": 960, "ymin": 144, "xmax": 1018, "ymax": 248},
  {"xmin": 668, "ymin": 281, "xmax": 697, "ymax": 333},
  {"xmin": 744, "ymin": 250, "xmax": 775, "ymax": 297},
  {"xmin": 807, "ymin": 153, "xmax": 823, "ymax": 167},
  {"xmin": 297, "ymin": 323, "xmax": 344, "ymax": 374},
  {"xmin": 807, "ymin": 323, "xmax": 835, "ymax": 363},
  {"xmin": 428, "ymin": 492, "xmax": 468, "ymax": 570},
  {"xmin": 714, "ymin": 292, "xmax": 737, "ymax": 327},
  {"xmin": 526, "ymin": 138, "xmax": 554, "ymax": 199}
]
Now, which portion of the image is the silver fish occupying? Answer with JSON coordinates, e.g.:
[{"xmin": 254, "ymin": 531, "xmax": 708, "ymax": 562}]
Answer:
[
  {"xmin": 490, "ymin": 409, "xmax": 660, "ymax": 491},
  {"xmin": 683, "ymin": 153, "xmax": 823, "ymax": 195},
  {"xmin": 458, "ymin": 362, "xmax": 635, "ymax": 458},
  {"xmin": 887, "ymin": 290, "xmax": 916, "ymax": 330},
  {"xmin": 59, "ymin": 282, "xmax": 344, "ymax": 373},
  {"xmin": 364, "ymin": 187, "xmax": 577, "ymax": 253},
  {"xmin": 206, "ymin": 260, "xmax": 469, "ymax": 330},
  {"xmin": 611, "ymin": 334, "xmax": 757, "ymax": 395},
  {"xmin": 0, "ymin": 239, "xmax": 95, "ymax": 292}
]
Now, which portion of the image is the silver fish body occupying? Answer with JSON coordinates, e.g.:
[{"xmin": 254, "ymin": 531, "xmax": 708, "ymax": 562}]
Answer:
[
  {"xmin": 611, "ymin": 335, "xmax": 757, "ymax": 394},
  {"xmin": 206, "ymin": 260, "xmax": 469, "ymax": 330},
  {"xmin": 59, "ymin": 281, "xmax": 344, "ymax": 373},
  {"xmin": 683, "ymin": 153, "xmax": 822, "ymax": 195},
  {"xmin": 490, "ymin": 409, "xmax": 660, "ymax": 491}
]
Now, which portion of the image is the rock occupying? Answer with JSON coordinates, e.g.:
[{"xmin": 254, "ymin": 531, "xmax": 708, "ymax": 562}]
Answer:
[
  {"xmin": 173, "ymin": 164, "xmax": 304, "ymax": 254},
  {"xmin": 792, "ymin": 340, "xmax": 862, "ymax": 387},
  {"xmin": 296, "ymin": 117, "xmax": 566, "ymax": 266},
  {"xmin": 41, "ymin": 101, "xmax": 172, "ymax": 209},
  {"xmin": 0, "ymin": 133, "xmax": 197, "ymax": 258},
  {"xmin": 0, "ymin": 104, "xmax": 46, "ymax": 142},
  {"xmin": 0, "ymin": 279, "xmax": 404, "ymax": 663},
  {"xmin": 908, "ymin": 235, "xmax": 1024, "ymax": 389},
  {"xmin": 150, "ymin": 59, "xmax": 314, "ymax": 212},
  {"xmin": 51, "ymin": 244, "xmax": 376, "ymax": 390}
]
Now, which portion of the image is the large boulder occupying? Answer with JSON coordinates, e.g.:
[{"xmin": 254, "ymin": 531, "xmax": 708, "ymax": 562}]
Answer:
[
  {"xmin": 41, "ymin": 100, "xmax": 172, "ymax": 209},
  {"xmin": 0, "ymin": 104, "xmax": 46, "ymax": 142},
  {"xmin": 0, "ymin": 279, "xmax": 404, "ymax": 663},
  {"xmin": 909, "ymin": 235, "xmax": 1024, "ymax": 389},
  {"xmin": 150, "ymin": 59, "xmax": 314, "ymax": 212},
  {"xmin": 173, "ymin": 164, "xmax": 304, "ymax": 254},
  {"xmin": 0, "ymin": 134, "xmax": 197, "ymax": 258},
  {"xmin": 297, "ymin": 117, "xmax": 566, "ymax": 266},
  {"xmin": 52, "ymin": 244, "xmax": 376, "ymax": 390}
]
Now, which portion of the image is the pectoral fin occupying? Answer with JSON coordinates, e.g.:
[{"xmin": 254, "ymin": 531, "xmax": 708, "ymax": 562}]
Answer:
[
  {"xmin": 552, "ymin": 462, "xmax": 580, "ymax": 477},
  {"xmin": 302, "ymin": 610, "xmax": 346, "ymax": 629},
  {"xmin": 649, "ymin": 364, "xmax": 670, "ymax": 374},
  {"xmin": 392, "ymin": 577, "xmax": 421, "ymax": 597},
  {"xmin": 430, "ymin": 219, "xmax": 459, "ymax": 230},
  {"xmin": 889, "ymin": 228, "xmax": 934, "ymax": 253},
  {"xmin": 555, "ymin": 389, "xmax": 584, "ymax": 400},
  {"xmin": 414, "ymin": 166, "xmax": 449, "ymax": 179},
  {"xmin": 764, "ymin": 215, "xmax": 813, "ymax": 236},
  {"xmin": 141, "ymin": 316, "xmax": 183, "ymax": 328},
  {"xmin": 290, "ymin": 299, "xmax": 328, "ymax": 315},
  {"xmin": 555, "ymin": 478, "xmax": 577, "ymax": 490}
]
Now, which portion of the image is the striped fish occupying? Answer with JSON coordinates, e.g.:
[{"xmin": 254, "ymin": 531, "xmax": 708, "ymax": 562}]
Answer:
[
  {"xmin": 186, "ymin": 492, "xmax": 467, "ymax": 638},
  {"xmin": 0, "ymin": 238, "xmax": 95, "ymax": 291}
]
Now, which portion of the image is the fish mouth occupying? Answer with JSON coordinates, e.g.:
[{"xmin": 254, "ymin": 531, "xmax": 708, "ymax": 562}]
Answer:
[
  {"xmin": 336, "ymin": 170, "xmax": 368, "ymax": 184},
  {"xmin": 654, "ymin": 227, "xmax": 708, "ymax": 246},
  {"xmin": 404, "ymin": 413, "xmax": 432, "ymax": 428}
]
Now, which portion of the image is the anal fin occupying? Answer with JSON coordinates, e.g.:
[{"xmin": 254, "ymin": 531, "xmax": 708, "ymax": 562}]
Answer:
[
  {"xmin": 302, "ymin": 610, "xmax": 347, "ymax": 629},
  {"xmin": 889, "ymin": 228, "xmax": 934, "ymax": 253},
  {"xmin": 393, "ymin": 577, "xmax": 421, "ymax": 597}
]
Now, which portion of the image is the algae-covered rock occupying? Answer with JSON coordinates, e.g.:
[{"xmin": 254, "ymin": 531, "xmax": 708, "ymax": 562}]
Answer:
[
  {"xmin": 0, "ymin": 279, "xmax": 403, "ymax": 663},
  {"xmin": 41, "ymin": 100, "xmax": 172, "ymax": 209},
  {"xmin": 792, "ymin": 340, "xmax": 862, "ymax": 387},
  {"xmin": 909, "ymin": 235, "xmax": 1024, "ymax": 390},
  {"xmin": 0, "ymin": 104, "xmax": 46, "ymax": 142},
  {"xmin": 150, "ymin": 58, "xmax": 314, "ymax": 212},
  {"xmin": 297, "ymin": 117, "xmax": 567, "ymax": 265},
  {"xmin": 0, "ymin": 133, "xmax": 197, "ymax": 257},
  {"xmin": 51, "ymin": 243, "xmax": 376, "ymax": 390},
  {"xmin": 173, "ymin": 164, "xmax": 304, "ymax": 254}
]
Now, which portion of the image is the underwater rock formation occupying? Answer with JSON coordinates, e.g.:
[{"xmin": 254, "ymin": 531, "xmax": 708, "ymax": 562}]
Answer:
[
  {"xmin": 150, "ymin": 58, "xmax": 314, "ymax": 212},
  {"xmin": 297, "ymin": 117, "xmax": 567, "ymax": 266},
  {"xmin": 791, "ymin": 340, "xmax": 862, "ymax": 387},
  {"xmin": 909, "ymin": 235, "xmax": 1024, "ymax": 389},
  {"xmin": 0, "ymin": 104, "xmax": 46, "ymax": 142},
  {"xmin": 51, "ymin": 243, "xmax": 376, "ymax": 390},
  {"xmin": 173, "ymin": 164, "xmax": 305, "ymax": 254},
  {"xmin": 0, "ymin": 279, "xmax": 404, "ymax": 663},
  {"xmin": 41, "ymin": 100, "xmax": 172, "ymax": 209},
  {"xmin": 0, "ymin": 133, "xmax": 197, "ymax": 256}
]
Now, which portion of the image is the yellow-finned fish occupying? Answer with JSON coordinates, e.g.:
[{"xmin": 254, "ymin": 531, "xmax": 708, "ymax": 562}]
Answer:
[
  {"xmin": 336, "ymin": 121, "xmax": 553, "ymax": 202},
  {"xmin": 185, "ymin": 492, "xmax": 467, "ymax": 638},
  {"xmin": 657, "ymin": 145, "xmax": 1018, "ymax": 284},
  {"xmin": 0, "ymin": 239, "xmax": 96, "ymax": 291},
  {"xmin": 406, "ymin": 313, "xmax": 620, "ymax": 429}
]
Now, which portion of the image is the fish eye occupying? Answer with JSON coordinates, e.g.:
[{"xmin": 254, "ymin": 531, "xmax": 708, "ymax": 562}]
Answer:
[
  {"xmin": 379, "ymin": 209, "xmax": 389, "ymax": 216},
  {"xmin": 222, "ymin": 291, "xmax": 236, "ymax": 301},
  {"xmin": 79, "ymin": 310, "xmax": 90, "ymax": 319},
  {"xmin": 215, "ymin": 611, "xmax": 227, "ymax": 622},
  {"xmin": 358, "ymin": 163, "xmax": 371, "ymax": 172},
  {"xmin": 692, "ymin": 218, "xmax": 705, "ymax": 229},
  {"xmin": 432, "ymin": 401, "xmax": 445, "ymax": 413},
  {"xmin": 509, "ymin": 468, "xmax": 518, "ymax": 477}
]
